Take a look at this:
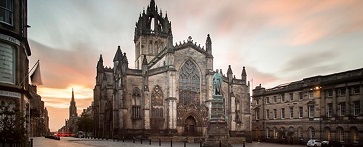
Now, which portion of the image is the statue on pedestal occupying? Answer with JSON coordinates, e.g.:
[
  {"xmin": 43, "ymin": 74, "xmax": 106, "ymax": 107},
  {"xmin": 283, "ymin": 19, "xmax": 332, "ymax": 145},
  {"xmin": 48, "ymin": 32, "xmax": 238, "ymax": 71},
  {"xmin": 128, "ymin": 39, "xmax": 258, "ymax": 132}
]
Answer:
[
  {"xmin": 203, "ymin": 69, "xmax": 232, "ymax": 147},
  {"xmin": 213, "ymin": 69, "xmax": 222, "ymax": 96}
]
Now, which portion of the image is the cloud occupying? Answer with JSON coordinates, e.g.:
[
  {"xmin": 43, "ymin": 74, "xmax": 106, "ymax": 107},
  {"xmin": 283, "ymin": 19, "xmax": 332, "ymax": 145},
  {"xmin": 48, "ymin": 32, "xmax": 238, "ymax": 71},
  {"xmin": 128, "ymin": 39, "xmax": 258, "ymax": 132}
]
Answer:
[
  {"xmin": 281, "ymin": 51, "xmax": 341, "ymax": 77},
  {"xmin": 39, "ymin": 87, "xmax": 92, "ymax": 99},
  {"xmin": 29, "ymin": 39, "xmax": 98, "ymax": 88},
  {"xmin": 246, "ymin": 66, "xmax": 278, "ymax": 88},
  {"xmin": 288, "ymin": 20, "xmax": 327, "ymax": 46},
  {"xmin": 281, "ymin": 51, "xmax": 338, "ymax": 72},
  {"xmin": 43, "ymin": 97, "xmax": 92, "ymax": 110}
]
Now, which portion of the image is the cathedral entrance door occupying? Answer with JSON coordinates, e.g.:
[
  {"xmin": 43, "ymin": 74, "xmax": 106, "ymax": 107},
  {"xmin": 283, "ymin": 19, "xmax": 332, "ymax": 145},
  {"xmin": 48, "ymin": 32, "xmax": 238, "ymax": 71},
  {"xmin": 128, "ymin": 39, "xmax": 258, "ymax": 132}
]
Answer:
[{"xmin": 185, "ymin": 116, "xmax": 196, "ymax": 136}]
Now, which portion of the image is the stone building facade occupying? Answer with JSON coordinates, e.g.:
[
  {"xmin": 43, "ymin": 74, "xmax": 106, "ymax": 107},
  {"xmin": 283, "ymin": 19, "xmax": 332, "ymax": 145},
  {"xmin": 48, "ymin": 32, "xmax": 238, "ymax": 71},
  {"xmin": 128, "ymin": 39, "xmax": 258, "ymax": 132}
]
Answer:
[
  {"xmin": 0, "ymin": 0, "xmax": 33, "ymax": 138},
  {"xmin": 93, "ymin": 0, "xmax": 251, "ymax": 142},
  {"xmin": 29, "ymin": 85, "xmax": 50, "ymax": 137},
  {"xmin": 252, "ymin": 68, "xmax": 363, "ymax": 146}
]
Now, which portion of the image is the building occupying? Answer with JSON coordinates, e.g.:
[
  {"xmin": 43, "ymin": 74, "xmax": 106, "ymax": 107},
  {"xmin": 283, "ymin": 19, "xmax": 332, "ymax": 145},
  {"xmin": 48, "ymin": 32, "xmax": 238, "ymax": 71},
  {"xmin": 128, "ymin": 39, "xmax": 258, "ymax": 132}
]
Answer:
[
  {"xmin": 67, "ymin": 89, "xmax": 78, "ymax": 135},
  {"xmin": 29, "ymin": 85, "xmax": 50, "ymax": 137},
  {"xmin": 252, "ymin": 68, "xmax": 363, "ymax": 146},
  {"xmin": 93, "ymin": 0, "xmax": 251, "ymax": 142},
  {"xmin": 0, "ymin": 0, "xmax": 33, "ymax": 141}
]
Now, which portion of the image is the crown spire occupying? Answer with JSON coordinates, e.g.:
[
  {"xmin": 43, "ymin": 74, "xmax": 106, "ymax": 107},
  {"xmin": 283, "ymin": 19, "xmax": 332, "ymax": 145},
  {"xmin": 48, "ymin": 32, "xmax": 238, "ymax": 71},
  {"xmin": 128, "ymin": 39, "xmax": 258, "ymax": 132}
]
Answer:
[{"xmin": 71, "ymin": 88, "xmax": 74, "ymax": 102}]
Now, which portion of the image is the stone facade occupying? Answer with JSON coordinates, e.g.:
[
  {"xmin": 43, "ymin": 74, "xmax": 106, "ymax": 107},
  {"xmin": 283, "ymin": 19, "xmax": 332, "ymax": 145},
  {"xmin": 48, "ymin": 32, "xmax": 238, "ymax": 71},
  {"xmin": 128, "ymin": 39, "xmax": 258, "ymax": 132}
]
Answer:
[
  {"xmin": 93, "ymin": 0, "xmax": 251, "ymax": 142},
  {"xmin": 29, "ymin": 85, "xmax": 50, "ymax": 137},
  {"xmin": 252, "ymin": 68, "xmax": 363, "ymax": 146},
  {"xmin": 0, "ymin": 0, "xmax": 33, "ymax": 139}
]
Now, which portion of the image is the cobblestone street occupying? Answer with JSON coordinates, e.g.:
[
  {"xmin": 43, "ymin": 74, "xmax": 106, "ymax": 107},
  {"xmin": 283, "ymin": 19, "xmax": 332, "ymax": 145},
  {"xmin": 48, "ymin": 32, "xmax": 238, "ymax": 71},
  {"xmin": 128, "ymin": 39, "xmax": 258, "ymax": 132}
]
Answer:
[{"xmin": 31, "ymin": 137, "xmax": 307, "ymax": 147}]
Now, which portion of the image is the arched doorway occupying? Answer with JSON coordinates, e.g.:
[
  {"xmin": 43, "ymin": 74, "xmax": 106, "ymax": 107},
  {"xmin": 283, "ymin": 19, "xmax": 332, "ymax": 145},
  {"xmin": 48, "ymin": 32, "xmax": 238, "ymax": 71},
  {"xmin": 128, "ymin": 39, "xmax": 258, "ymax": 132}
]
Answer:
[
  {"xmin": 184, "ymin": 116, "xmax": 197, "ymax": 136},
  {"xmin": 256, "ymin": 127, "xmax": 261, "ymax": 141}
]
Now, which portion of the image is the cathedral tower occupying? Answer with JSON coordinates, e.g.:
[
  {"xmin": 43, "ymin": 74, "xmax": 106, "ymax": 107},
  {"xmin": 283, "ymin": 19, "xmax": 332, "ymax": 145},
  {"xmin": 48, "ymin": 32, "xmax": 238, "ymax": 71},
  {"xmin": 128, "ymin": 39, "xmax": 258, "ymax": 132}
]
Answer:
[
  {"xmin": 69, "ymin": 88, "xmax": 78, "ymax": 118},
  {"xmin": 69, "ymin": 88, "xmax": 78, "ymax": 134},
  {"xmin": 134, "ymin": 0, "xmax": 173, "ymax": 69}
]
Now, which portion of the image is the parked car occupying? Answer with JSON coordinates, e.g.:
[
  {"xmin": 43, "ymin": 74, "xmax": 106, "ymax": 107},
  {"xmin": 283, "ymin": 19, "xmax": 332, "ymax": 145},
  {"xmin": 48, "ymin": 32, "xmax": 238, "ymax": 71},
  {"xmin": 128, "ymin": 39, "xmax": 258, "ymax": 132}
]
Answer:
[
  {"xmin": 307, "ymin": 139, "xmax": 322, "ymax": 147},
  {"xmin": 321, "ymin": 141, "xmax": 343, "ymax": 147}
]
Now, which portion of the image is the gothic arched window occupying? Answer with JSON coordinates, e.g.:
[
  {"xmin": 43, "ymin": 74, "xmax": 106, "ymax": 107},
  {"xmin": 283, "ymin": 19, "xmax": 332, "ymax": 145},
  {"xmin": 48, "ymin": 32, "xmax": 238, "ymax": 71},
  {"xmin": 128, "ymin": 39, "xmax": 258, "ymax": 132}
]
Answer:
[
  {"xmin": 149, "ymin": 41, "xmax": 153, "ymax": 54},
  {"xmin": 151, "ymin": 85, "xmax": 163, "ymax": 118},
  {"xmin": 179, "ymin": 60, "xmax": 200, "ymax": 105},
  {"xmin": 132, "ymin": 88, "xmax": 141, "ymax": 119},
  {"xmin": 154, "ymin": 41, "xmax": 158, "ymax": 54}
]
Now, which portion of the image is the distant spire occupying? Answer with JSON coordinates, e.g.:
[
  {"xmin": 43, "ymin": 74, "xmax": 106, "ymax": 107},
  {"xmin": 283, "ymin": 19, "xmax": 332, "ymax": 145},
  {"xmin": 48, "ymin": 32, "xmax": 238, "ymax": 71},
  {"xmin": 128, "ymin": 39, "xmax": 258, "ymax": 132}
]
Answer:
[{"xmin": 71, "ymin": 88, "xmax": 75, "ymax": 102}]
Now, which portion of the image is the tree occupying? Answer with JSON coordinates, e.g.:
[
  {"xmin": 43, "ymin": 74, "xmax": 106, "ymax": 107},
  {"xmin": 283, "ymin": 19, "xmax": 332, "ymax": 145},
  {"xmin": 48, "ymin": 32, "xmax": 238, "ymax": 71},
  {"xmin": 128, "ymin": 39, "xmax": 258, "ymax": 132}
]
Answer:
[
  {"xmin": 0, "ymin": 103, "xmax": 28, "ymax": 145},
  {"xmin": 77, "ymin": 113, "xmax": 93, "ymax": 137}
]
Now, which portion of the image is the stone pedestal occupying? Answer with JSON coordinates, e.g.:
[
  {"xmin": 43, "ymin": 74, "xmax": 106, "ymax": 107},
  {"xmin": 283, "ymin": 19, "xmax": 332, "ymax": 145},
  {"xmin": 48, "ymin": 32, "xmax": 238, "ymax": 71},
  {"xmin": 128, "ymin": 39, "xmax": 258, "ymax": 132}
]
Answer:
[
  {"xmin": 203, "ymin": 121, "xmax": 232, "ymax": 147},
  {"xmin": 203, "ymin": 95, "xmax": 232, "ymax": 147}
]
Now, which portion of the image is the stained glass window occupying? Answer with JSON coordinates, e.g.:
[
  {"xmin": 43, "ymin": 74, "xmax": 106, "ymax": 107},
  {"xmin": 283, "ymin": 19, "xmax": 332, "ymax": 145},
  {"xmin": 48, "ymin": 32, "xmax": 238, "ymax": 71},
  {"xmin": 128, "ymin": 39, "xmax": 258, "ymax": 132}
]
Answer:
[
  {"xmin": 132, "ymin": 88, "xmax": 141, "ymax": 119},
  {"xmin": 151, "ymin": 85, "xmax": 163, "ymax": 118},
  {"xmin": 179, "ymin": 60, "xmax": 200, "ymax": 105}
]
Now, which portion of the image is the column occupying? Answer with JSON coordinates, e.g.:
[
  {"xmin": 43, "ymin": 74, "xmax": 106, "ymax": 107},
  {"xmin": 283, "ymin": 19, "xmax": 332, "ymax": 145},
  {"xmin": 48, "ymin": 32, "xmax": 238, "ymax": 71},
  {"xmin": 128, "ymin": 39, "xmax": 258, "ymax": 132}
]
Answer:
[
  {"xmin": 144, "ymin": 91, "xmax": 150, "ymax": 129},
  {"xmin": 231, "ymin": 95, "xmax": 236, "ymax": 131}
]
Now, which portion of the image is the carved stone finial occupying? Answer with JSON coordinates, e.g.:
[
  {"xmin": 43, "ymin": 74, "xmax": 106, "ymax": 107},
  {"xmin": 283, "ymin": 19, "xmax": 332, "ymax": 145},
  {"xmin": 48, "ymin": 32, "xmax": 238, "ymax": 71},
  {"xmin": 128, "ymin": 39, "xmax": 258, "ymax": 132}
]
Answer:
[{"xmin": 188, "ymin": 36, "xmax": 192, "ymax": 42}]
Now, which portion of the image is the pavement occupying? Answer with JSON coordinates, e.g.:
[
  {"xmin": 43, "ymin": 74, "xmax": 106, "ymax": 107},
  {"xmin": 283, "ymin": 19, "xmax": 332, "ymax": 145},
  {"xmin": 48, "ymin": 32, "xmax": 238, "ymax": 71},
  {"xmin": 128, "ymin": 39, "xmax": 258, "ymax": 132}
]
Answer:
[{"xmin": 31, "ymin": 137, "xmax": 307, "ymax": 147}]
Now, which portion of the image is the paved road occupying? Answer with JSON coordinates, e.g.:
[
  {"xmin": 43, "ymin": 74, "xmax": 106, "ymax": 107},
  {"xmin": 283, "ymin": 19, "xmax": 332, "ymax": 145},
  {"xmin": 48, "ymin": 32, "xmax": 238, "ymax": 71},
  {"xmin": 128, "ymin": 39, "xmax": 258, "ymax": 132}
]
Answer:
[{"xmin": 31, "ymin": 137, "xmax": 307, "ymax": 147}]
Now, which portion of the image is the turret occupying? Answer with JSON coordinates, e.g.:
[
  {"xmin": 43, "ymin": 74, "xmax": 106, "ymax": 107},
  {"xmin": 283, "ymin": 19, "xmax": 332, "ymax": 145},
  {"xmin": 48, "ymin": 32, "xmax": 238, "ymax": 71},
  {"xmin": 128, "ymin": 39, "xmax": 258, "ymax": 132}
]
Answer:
[
  {"xmin": 167, "ymin": 31, "xmax": 174, "ymax": 53},
  {"xmin": 122, "ymin": 52, "xmax": 129, "ymax": 70},
  {"xmin": 113, "ymin": 46, "xmax": 123, "ymax": 62},
  {"xmin": 97, "ymin": 54, "xmax": 103, "ymax": 72},
  {"xmin": 227, "ymin": 65, "xmax": 233, "ymax": 84},
  {"xmin": 241, "ymin": 66, "xmax": 247, "ymax": 84},
  {"xmin": 206, "ymin": 34, "xmax": 212, "ymax": 55}
]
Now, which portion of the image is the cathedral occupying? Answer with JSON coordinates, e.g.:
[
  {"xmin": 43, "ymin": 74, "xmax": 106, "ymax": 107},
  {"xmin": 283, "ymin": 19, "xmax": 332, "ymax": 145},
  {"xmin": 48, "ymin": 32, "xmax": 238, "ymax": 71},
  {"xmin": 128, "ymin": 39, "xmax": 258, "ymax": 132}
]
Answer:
[
  {"xmin": 93, "ymin": 0, "xmax": 251, "ymax": 142},
  {"xmin": 67, "ymin": 89, "xmax": 78, "ymax": 135}
]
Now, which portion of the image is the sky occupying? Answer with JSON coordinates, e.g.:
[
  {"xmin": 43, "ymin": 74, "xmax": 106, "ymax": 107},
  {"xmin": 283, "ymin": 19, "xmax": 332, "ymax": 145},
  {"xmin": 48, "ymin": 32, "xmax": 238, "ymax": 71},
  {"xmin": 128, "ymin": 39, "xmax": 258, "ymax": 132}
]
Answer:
[{"xmin": 27, "ymin": 0, "xmax": 363, "ymax": 132}]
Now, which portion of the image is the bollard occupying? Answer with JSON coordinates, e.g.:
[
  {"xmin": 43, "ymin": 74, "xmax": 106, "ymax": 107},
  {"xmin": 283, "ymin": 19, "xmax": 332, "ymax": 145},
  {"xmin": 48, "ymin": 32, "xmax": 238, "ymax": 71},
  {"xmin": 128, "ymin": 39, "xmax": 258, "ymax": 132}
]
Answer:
[
  {"xmin": 123, "ymin": 136, "xmax": 125, "ymax": 142},
  {"xmin": 219, "ymin": 140, "xmax": 221, "ymax": 147},
  {"xmin": 30, "ymin": 139, "xmax": 33, "ymax": 147},
  {"xmin": 149, "ymin": 138, "xmax": 152, "ymax": 145},
  {"xmin": 243, "ymin": 141, "xmax": 245, "ymax": 147},
  {"xmin": 184, "ymin": 140, "xmax": 186, "ymax": 147},
  {"xmin": 170, "ymin": 138, "xmax": 173, "ymax": 147},
  {"xmin": 159, "ymin": 138, "xmax": 161, "ymax": 146},
  {"xmin": 141, "ymin": 138, "xmax": 143, "ymax": 144}
]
